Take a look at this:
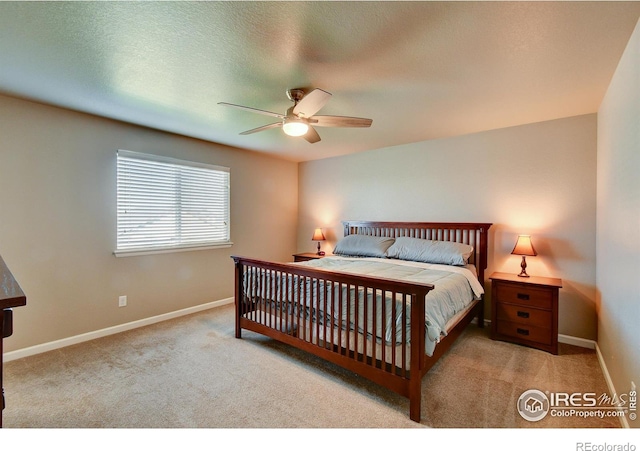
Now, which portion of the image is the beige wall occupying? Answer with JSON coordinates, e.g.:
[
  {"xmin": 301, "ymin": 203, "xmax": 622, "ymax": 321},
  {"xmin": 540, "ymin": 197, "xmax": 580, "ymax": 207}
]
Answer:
[
  {"xmin": 0, "ymin": 94, "xmax": 298, "ymax": 352},
  {"xmin": 298, "ymin": 114, "xmax": 598, "ymax": 340},
  {"xmin": 596, "ymin": 18, "xmax": 639, "ymax": 427}
]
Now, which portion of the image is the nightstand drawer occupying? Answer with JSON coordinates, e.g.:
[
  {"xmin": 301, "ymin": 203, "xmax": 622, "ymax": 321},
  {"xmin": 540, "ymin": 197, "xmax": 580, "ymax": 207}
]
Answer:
[
  {"xmin": 496, "ymin": 320, "xmax": 552, "ymax": 345},
  {"xmin": 496, "ymin": 283, "xmax": 552, "ymax": 309},
  {"xmin": 496, "ymin": 303, "xmax": 551, "ymax": 328}
]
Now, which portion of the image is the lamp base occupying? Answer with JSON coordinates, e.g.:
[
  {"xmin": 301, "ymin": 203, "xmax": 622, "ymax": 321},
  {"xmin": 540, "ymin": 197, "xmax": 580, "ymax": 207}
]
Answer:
[{"xmin": 517, "ymin": 255, "xmax": 530, "ymax": 277}]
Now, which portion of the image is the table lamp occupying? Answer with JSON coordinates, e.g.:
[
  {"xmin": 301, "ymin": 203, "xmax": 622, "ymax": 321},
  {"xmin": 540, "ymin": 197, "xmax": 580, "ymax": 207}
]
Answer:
[
  {"xmin": 312, "ymin": 228, "xmax": 326, "ymax": 255},
  {"xmin": 511, "ymin": 235, "xmax": 537, "ymax": 277}
]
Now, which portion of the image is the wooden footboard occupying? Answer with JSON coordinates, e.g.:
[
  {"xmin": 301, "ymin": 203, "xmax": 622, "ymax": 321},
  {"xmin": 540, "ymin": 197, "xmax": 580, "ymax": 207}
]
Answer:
[
  {"xmin": 232, "ymin": 221, "xmax": 491, "ymax": 422},
  {"xmin": 232, "ymin": 256, "xmax": 435, "ymax": 421}
]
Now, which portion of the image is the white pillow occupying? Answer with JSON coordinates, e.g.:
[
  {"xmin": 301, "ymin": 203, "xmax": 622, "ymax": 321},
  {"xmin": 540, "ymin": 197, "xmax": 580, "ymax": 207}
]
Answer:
[
  {"xmin": 385, "ymin": 237, "xmax": 473, "ymax": 266},
  {"xmin": 333, "ymin": 235, "xmax": 395, "ymax": 258}
]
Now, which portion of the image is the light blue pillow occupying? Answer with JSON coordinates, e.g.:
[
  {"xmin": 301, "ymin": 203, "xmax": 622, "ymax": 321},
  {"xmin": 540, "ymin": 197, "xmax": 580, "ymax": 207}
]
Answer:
[
  {"xmin": 385, "ymin": 237, "xmax": 473, "ymax": 266},
  {"xmin": 333, "ymin": 235, "xmax": 395, "ymax": 258}
]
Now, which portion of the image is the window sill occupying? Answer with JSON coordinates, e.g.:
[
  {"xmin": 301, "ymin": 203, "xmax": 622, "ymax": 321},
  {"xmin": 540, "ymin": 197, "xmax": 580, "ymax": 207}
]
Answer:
[{"xmin": 113, "ymin": 242, "xmax": 233, "ymax": 257}]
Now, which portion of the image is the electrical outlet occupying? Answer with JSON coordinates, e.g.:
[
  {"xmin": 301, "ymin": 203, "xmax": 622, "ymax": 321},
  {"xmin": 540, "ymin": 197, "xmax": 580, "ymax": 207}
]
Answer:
[{"xmin": 118, "ymin": 295, "xmax": 127, "ymax": 307}]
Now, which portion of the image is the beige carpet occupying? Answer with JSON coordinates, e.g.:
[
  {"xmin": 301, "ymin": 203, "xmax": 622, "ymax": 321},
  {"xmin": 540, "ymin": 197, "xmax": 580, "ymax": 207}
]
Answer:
[{"xmin": 3, "ymin": 303, "xmax": 619, "ymax": 428}]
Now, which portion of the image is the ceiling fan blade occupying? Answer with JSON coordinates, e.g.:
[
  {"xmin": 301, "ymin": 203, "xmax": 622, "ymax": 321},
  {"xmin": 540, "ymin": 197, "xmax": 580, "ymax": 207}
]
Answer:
[
  {"xmin": 310, "ymin": 115, "xmax": 373, "ymax": 128},
  {"xmin": 293, "ymin": 89, "xmax": 332, "ymax": 118},
  {"xmin": 303, "ymin": 126, "xmax": 321, "ymax": 144},
  {"xmin": 239, "ymin": 122, "xmax": 282, "ymax": 135},
  {"xmin": 218, "ymin": 102, "xmax": 284, "ymax": 119}
]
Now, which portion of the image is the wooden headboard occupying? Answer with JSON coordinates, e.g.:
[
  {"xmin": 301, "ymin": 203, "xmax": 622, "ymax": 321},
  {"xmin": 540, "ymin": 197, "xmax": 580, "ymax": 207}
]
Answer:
[{"xmin": 342, "ymin": 221, "xmax": 493, "ymax": 283}]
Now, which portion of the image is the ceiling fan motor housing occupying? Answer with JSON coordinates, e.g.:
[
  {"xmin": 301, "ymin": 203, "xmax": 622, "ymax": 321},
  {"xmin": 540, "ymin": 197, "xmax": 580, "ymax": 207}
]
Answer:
[{"xmin": 286, "ymin": 88, "xmax": 307, "ymax": 103}]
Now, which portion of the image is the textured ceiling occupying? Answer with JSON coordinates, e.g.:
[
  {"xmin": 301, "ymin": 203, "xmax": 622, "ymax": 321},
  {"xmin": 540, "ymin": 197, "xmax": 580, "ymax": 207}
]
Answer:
[{"xmin": 1, "ymin": 1, "xmax": 639, "ymax": 162}]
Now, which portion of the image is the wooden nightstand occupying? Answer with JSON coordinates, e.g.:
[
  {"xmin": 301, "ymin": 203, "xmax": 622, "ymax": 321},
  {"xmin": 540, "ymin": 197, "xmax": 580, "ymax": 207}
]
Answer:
[
  {"xmin": 490, "ymin": 272, "xmax": 562, "ymax": 354},
  {"xmin": 292, "ymin": 252, "xmax": 325, "ymax": 262}
]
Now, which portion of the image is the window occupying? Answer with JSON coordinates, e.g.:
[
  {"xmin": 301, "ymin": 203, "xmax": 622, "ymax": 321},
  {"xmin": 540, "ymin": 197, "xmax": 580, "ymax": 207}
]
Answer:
[{"xmin": 115, "ymin": 150, "xmax": 231, "ymax": 256}]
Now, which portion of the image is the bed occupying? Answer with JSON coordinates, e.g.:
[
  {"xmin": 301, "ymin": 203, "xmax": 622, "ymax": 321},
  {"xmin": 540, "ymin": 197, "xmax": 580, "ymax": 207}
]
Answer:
[{"xmin": 231, "ymin": 220, "xmax": 492, "ymax": 422}]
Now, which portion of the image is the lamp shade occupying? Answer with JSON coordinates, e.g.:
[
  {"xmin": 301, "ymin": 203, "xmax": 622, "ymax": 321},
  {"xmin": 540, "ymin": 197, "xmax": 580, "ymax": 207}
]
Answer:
[
  {"xmin": 312, "ymin": 228, "xmax": 326, "ymax": 241},
  {"xmin": 511, "ymin": 235, "xmax": 537, "ymax": 256}
]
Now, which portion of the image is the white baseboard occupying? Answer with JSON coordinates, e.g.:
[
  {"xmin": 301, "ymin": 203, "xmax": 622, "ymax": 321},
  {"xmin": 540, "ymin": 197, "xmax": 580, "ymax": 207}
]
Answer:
[
  {"xmin": 595, "ymin": 342, "xmax": 630, "ymax": 428},
  {"xmin": 558, "ymin": 333, "xmax": 596, "ymax": 349},
  {"xmin": 3, "ymin": 297, "xmax": 234, "ymax": 363}
]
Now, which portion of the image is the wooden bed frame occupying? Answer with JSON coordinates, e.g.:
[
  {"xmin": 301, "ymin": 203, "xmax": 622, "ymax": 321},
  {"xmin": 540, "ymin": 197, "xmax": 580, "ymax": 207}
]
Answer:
[{"xmin": 232, "ymin": 221, "xmax": 492, "ymax": 422}]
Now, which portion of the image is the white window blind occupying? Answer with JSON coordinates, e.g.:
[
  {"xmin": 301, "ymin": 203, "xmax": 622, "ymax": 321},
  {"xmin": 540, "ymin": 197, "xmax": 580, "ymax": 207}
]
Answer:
[{"xmin": 115, "ymin": 150, "xmax": 231, "ymax": 256}]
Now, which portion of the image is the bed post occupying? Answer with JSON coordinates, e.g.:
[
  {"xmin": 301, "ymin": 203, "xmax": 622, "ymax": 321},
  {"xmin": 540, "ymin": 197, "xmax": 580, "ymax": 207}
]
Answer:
[
  {"xmin": 477, "ymin": 224, "xmax": 491, "ymax": 329},
  {"xmin": 233, "ymin": 257, "xmax": 243, "ymax": 339},
  {"xmin": 410, "ymin": 291, "xmax": 427, "ymax": 423},
  {"xmin": 478, "ymin": 225, "xmax": 489, "ymax": 284}
]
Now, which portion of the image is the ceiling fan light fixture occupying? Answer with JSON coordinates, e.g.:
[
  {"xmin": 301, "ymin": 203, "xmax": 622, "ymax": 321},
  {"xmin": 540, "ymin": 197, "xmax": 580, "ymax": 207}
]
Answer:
[{"xmin": 282, "ymin": 118, "xmax": 309, "ymax": 137}]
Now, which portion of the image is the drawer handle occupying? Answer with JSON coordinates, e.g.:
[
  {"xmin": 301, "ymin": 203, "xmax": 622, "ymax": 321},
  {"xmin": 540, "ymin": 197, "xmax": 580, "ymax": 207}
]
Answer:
[
  {"xmin": 516, "ymin": 328, "xmax": 530, "ymax": 336},
  {"xmin": 517, "ymin": 293, "xmax": 530, "ymax": 301},
  {"xmin": 517, "ymin": 311, "xmax": 530, "ymax": 319}
]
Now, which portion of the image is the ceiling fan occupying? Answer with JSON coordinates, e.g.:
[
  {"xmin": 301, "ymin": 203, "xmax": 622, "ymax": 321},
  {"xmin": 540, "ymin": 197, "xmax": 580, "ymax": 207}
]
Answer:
[{"xmin": 218, "ymin": 88, "xmax": 372, "ymax": 144}]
